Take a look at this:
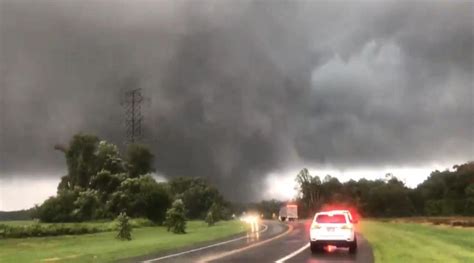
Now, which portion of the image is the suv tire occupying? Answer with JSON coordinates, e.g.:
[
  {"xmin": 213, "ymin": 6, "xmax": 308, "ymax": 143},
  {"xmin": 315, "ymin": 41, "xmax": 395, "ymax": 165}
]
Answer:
[
  {"xmin": 349, "ymin": 237, "xmax": 357, "ymax": 254},
  {"xmin": 310, "ymin": 242, "xmax": 324, "ymax": 253}
]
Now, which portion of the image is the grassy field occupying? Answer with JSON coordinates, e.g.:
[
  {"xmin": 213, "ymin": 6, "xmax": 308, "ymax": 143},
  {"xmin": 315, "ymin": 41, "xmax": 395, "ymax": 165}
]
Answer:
[
  {"xmin": 0, "ymin": 220, "xmax": 245, "ymax": 263},
  {"xmin": 378, "ymin": 217, "xmax": 474, "ymax": 227},
  {"xmin": 1, "ymin": 218, "xmax": 151, "ymax": 227},
  {"xmin": 0, "ymin": 218, "xmax": 155, "ymax": 238},
  {"xmin": 360, "ymin": 220, "xmax": 474, "ymax": 263}
]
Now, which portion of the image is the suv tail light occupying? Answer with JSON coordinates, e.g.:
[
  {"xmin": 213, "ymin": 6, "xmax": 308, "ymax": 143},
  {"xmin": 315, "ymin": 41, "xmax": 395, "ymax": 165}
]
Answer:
[
  {"xmin": 341, "ymin": 224, "xmax": 353, "ymax": 230},
  {"xmin": 311, "ymin": 224, "xmax": 322, "ymax": 229}
]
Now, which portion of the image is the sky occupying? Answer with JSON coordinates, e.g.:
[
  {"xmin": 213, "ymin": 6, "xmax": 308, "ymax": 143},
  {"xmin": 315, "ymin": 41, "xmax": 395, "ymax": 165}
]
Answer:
[{"xmin": 1, "ymin": 0, "xmax": 473, "ymax": 210}]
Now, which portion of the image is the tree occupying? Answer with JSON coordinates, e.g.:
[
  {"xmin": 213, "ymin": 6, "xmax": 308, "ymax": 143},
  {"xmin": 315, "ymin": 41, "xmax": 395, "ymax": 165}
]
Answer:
[
  {"xmin": 72, "ymin": 189, "xmax": 101, "ymax": 221},
  {"xmin": 366, "ymin": 179, "xmax": 414, "ymax": 217},
  {"xmin": 209, "ymin": 202, "xmax": 224, "ymax": 222},
  {"xmin": 127, "ymin": 144, "xmax": 154, "ymax": 178},
  {"xmin": 116, "ymin": 212, "xmax": 132, "ymax": 240},
  {"xmin": 96, "ymin": 141, "xmax": 126, "ymax": 174},
  {"xmin": 37, "ymin": 188, "xmax": 80, "ymax": 222},
  {"xmin": 64, "ymin": 134, "xmax": 100, "ymax": 188},
  {"xmin": 295, "ymin": 169, "xmax": 418, "ymax": 217},
  {"xmin": 295, "ymin": 168, "xmax": 322, "ymax": 216},
  {"xmin": 205, "ymin": 211, "xmax": 215, "ymax": 226},
  {"xmin": 165, "ymin": 199, "xmax": 187, "ymax": 234},
  {"xmin": 106, "ymin": 175, "xmax": 171, "ymax": 223},
  {"xmin": 416, "ymin": 162, "xmax": 474, "ymax": 215},
  {"xmin": 41, "ymin": 134, "xmax": 174, "ymax": 223},
  {"xmin": 464, "ymin": 184, "xmax": 474, "ymax": 215},
  {"xmin": 56, "ymin": 138, "xmax": 124, "ymax": 193},
  {"xmin": 321, "ymin": 176, "xmax": 343, "ymax": 203},
  {"xmin": 169, "ymin": 177, "xmax": 224, "ymax": 219},
  {"xmin": 90, "ymin": 170, "xmax": 126, "ymax": 202},
  {"xmin": 144, "ymin": 183, "xmax": 173, "ymax": 223}
]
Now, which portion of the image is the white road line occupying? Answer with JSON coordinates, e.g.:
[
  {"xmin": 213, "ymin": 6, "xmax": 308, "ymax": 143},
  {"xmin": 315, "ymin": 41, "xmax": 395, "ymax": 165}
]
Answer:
[
  {"xmin": 274, "ymin": 242, "xmax": 310, "ymax": 263},
  {"xmin": 142, "ymin": 223, "xmax": 268, "ymax": 263}
]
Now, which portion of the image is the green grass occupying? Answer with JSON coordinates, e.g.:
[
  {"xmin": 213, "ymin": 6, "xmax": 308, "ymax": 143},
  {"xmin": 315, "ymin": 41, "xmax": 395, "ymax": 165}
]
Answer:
[
  {"xmin": 0, "ymin": 220, "xmax": 37, "ymax": 226},
  {"xmin": 0, "ymin": 218, "xmax": 155, "ymax": 238},
  {"xmin": 360, "ymin": 220, "xmax": 474, "ymax": 263},
  {"xmin": 1, "ymin": 218, "xmax": 151, "ymax": 228},
  {"xmin": 0, "ymin": 220, "xmax": 245, "ymax": 263}
]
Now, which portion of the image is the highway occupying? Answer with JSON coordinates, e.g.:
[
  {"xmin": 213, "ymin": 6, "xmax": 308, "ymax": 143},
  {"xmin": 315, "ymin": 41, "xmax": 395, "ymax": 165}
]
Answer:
[{"xmin": 136, "ymin": 220, "xmax": 374, "ymax": 263}]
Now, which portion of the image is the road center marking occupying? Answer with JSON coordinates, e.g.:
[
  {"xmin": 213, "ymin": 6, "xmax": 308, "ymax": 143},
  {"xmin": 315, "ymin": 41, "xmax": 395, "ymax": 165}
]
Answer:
[
  {"xmin": 142, "ymin": 223, "xmax": 269, "ymax": 262},
  {"xmin": 275, "ymin": 242, "xmax": 310, "ymax": 263}
]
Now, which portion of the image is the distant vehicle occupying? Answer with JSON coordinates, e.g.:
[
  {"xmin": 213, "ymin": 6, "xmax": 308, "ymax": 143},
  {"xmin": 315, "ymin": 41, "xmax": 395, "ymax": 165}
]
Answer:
[
  {"xmin": 309, "ymin": 211, "xmax": 357, "ymax": 254},
  {"xmin": 279, "ymin": 204, "xmax": 298, "ymax": 221},
  {"xmin": 240, "ymin": 213, "xmax": 259, "ymax": 224}
]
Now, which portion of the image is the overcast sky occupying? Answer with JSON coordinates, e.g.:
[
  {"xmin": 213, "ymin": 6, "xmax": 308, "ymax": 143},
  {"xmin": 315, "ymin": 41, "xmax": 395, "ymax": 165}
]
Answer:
[{"xmin": 1, "ymin": 0, "xmax": 473, "ymax": 210}]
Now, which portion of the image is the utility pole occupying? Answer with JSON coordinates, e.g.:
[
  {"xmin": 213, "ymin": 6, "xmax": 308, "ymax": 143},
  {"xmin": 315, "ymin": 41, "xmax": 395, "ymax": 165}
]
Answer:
[{"xmin": 122, "ymin": 88, "xmax": 143, "ymax": 144}]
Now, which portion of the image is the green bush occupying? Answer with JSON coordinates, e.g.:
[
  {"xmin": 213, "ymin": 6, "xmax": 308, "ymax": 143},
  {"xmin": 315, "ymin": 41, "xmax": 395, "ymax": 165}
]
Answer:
[
  {"xmin": 0, "ymin": 223, "xmax": 98, "ymax": 238},
  {"xmin": 130, "ymin": 218, "xmax": 155, "ymax": 228},
  {"xmin": 37, "ymin": 189, "xmax": 79, "ymax": 222},
  {"xmin": 205, "ymin": 211, "xmax": 215, "ymax": 226},
  {"xmin": 0, "ymin": 218, "xmax": 153, "ymax": 239},
  {"xmin": 165, "ymin": 199, "xmax": 187, "ymax": 234},
  {"xmin": 116, "ymin": 212, "xmax": 132, "ymax": 240}
]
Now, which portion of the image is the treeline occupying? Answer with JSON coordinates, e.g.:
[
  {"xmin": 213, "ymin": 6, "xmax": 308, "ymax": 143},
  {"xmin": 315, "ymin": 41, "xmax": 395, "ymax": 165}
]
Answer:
[
  {"xmin": 294, "ymin": 162, "xmax": 474, "ymax": 218},
  {"xmin": 35, "ymin": 134, "xmax": 230, "ymax": 223},
  {"xmin": 0, "ymin": 209, "xmax": 34, "ymax": 221}
]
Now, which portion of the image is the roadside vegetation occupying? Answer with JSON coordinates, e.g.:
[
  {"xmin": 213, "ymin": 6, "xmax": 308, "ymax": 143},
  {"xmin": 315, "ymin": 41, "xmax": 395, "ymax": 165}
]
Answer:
[
  {"xmin": 200, "ymin": 161, "xmax": 474, "ymax": 222},
  {"xmin": 32, "ymin": 134, "xmax": 231, "ymax": 225},
  {"xmin": 377, "ymin": 216, "xmax": 474, "ymax": 227},
  {"xmin": 360, "ymin": 220, "xmax": 474, "ymax": 263},
  {"xmin": 0, "ymin": 133, "xmax": 245, "ymax": 261},
  {"xmin": 0, "ymin": 218, "xmax": 152, "ymax": 238},
  {"xmin": 293, "ymin": 162, "xmax": 474, "ymax": 218},
  {"xmin": 10, "ymin": 133, "xmax": 232, "ymax": 227},
  {"xmin": 0, "ymin": 220, "xmax": 245, "ymax": 263},
  {"xmin": 164, "ymin": 199, "xmax": 187, "ymax": 234},
  {"xmin": 116, "ymin": 212, "xmax": 132, "ymax": 240},
  {"xmin": 3, "ymin": 132, "xmax": 473, "ymax": 262}
]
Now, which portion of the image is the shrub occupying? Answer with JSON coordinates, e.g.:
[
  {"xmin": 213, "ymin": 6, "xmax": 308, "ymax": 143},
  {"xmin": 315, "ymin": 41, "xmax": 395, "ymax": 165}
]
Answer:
[
  {"xmin": 205, "ymin": 211, "xmax": 215, "ymax": 226},
  {"xmin": 37, "ymin": 189, "xmax": 79, "ymax": 222},
  {"xmin": 129, "ymin": 218, "xmax": 155, "ymax": 228},
  {"xmin": 165, "ymin": 199, "xmax": 187, "ymax": 234},
  {"xmin": 116, "ymin": 212, "xmax": 132, "ymax": 240},
  {"xmin": 0, "ymin": 219, "xmax": 150, "ymax": 239}
]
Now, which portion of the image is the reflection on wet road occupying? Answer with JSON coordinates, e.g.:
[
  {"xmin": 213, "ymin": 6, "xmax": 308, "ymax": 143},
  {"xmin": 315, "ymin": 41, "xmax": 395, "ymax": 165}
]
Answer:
[{"xmin": 246, "ymin": 220, "xmax": 261, "ymax": 243}]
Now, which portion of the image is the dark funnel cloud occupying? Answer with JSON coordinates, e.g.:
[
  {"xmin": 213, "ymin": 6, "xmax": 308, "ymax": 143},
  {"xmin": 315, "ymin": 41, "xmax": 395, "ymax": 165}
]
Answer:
[{"xmin": 1, "ymin": 0, "xmax": 473, "ymax": 201}]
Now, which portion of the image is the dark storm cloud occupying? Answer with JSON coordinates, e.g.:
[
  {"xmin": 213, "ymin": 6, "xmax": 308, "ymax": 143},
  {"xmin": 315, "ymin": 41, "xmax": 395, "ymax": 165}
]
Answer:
[{"xmin": 1, "ymin": 0, "xmax": 473, "ymax": 200}]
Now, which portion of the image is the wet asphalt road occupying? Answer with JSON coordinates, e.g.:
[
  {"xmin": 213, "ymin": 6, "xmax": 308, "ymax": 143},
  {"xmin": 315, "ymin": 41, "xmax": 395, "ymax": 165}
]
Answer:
[{"xmin": 136, "ymin": 220, "xmax": 374, "ymax": 263}]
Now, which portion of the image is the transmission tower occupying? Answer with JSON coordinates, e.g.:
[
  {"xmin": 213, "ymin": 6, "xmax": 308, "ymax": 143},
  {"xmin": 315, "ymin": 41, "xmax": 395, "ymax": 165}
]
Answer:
[{"xmin": 122, "ymin": 88, "xmax": 143, "ymax": 144}]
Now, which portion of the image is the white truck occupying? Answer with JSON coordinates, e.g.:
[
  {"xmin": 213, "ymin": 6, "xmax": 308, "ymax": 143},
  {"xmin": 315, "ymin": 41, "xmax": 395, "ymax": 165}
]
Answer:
[{"xmin": 279, "ymin": 204, "xmax": 298, "ymax": 221}]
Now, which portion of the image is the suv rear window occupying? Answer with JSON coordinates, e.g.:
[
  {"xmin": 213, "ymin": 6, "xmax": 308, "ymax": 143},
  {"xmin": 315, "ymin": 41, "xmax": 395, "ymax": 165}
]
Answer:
[{"xmin": 315, "ymin": 214, "xmax": 347, "ymax": 223}]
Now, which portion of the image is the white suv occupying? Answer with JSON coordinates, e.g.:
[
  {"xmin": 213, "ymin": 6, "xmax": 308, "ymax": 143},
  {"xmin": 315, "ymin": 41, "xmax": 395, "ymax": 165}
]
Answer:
[{"xmin": 309, "ymin": 211, "xmax": 357, "ymax": 253}]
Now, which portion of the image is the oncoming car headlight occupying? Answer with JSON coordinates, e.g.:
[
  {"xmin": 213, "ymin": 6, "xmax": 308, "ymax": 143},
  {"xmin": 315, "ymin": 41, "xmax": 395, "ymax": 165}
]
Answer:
[{"xmin": 240, "ymin": 215, "xmax": 259, "ymax": 224}]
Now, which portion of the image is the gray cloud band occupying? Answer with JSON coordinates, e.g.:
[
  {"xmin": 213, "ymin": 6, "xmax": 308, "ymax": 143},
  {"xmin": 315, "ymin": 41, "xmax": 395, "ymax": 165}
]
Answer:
[{"xmin": 1, "ymin": 1, "xmax": 473, "ymax": 201}]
